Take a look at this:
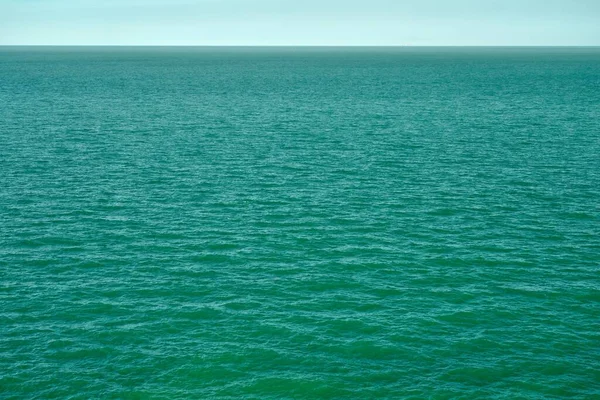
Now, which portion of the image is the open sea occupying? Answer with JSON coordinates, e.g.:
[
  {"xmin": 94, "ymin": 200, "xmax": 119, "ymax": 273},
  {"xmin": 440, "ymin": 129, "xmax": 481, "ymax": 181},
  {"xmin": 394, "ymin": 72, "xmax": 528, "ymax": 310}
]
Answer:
[{"xmin": 1, "ymin": 47, "xmax": 599, "ymax": 398}]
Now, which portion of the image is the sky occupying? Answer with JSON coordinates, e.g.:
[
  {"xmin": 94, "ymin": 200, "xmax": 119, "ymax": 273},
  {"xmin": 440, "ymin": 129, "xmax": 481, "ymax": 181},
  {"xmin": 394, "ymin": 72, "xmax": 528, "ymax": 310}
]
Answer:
[{"xmin": 0, "ymin": 0, "xmax": 599, "ymax": 46}]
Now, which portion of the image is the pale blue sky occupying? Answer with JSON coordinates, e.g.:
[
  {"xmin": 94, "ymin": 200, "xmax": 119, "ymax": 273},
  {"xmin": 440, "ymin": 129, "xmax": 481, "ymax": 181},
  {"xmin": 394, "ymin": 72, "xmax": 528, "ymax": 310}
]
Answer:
[{"xmin": 1, "ymin": 0, "xmax": 599, "ymax": 45}]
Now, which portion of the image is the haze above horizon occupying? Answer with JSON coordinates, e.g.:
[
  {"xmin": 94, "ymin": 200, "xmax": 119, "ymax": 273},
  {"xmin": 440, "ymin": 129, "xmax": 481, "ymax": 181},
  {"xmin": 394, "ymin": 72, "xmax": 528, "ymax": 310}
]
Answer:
[{"xmin": 1, "ymin": 0, "xmax": 599, "ymax": 46}]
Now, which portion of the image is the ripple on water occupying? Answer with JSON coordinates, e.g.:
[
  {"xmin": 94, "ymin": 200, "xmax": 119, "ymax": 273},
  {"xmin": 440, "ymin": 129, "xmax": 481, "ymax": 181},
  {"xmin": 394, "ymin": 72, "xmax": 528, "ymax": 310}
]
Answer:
[{"xmin": 1, "ymin": 47, "xmax": 599, "ymax": 398}]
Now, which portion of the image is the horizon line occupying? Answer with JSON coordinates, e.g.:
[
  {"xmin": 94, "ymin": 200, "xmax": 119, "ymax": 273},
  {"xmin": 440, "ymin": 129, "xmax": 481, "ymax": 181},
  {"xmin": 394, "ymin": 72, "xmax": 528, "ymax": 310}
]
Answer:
[{"xmin": 1, "ymin": 44, "xmax": 600, "ymax": 48}]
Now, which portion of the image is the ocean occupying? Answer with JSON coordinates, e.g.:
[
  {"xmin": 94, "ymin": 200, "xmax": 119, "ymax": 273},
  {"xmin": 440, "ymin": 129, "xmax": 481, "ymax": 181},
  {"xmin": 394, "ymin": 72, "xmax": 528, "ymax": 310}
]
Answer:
[{"xmin": 1, "ymin": 47, "xmax": 599, "ymax": 398}]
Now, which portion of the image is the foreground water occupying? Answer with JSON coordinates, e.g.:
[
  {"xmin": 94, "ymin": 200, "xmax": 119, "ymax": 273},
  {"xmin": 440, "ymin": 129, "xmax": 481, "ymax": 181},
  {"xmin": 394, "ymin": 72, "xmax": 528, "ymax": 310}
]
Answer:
[{"xmin": 1, "ymin": 47, "xmax": 599, "ymax": 398}]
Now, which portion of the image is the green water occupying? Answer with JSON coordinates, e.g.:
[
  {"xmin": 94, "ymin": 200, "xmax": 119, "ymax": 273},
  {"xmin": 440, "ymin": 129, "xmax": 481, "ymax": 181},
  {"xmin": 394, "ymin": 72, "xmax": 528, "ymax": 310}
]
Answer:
[{"xmin": 1, "ymin": 47, "xmax": 599, "ymax": 398}]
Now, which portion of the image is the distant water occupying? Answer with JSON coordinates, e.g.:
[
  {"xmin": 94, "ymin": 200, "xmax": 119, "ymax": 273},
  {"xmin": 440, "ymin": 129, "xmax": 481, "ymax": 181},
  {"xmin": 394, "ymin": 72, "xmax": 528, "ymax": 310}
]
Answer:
[{"xmin": 1, "ymin": 47, "xmax": 599, "ymax": 398}]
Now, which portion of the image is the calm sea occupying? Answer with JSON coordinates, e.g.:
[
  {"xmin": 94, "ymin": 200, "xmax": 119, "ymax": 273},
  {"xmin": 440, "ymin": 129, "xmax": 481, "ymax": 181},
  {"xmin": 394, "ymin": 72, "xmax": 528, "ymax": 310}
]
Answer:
[{"xmin": 1, "ymin": 47, "xmax": 599, "ymax": 398}]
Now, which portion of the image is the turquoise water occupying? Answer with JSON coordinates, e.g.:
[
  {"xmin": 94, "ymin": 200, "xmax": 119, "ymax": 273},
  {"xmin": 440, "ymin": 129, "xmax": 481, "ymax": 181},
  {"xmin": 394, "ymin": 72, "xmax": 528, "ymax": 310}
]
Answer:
[{"xmin": 1, "ymin": 47, "xmax": 599, "ymax": 398}]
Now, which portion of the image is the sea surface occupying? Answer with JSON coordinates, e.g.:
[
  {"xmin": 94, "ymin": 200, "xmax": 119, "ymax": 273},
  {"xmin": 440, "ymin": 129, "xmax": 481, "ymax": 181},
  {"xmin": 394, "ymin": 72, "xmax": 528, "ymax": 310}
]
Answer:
[{"xmin": 1, "ymin": 47, "xmax": 599, "ymax": 399}]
